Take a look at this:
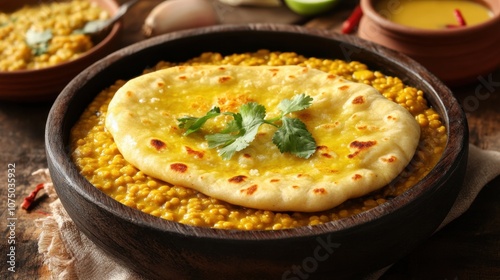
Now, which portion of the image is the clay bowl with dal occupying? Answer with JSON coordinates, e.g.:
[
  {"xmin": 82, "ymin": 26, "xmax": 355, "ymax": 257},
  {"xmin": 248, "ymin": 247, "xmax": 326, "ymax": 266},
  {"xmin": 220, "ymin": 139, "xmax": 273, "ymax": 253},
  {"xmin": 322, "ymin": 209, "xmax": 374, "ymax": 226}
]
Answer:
[
  {"xmin": 358, "ymin": 0, "xmax": 500, "ymax": 86},
  {"xmin": 45, "ymin": 24, "xmax": 468, "ymax": 279},
  {"xmin": 0, "ymin": 0, "xmax": 121, "ymax": 102}
]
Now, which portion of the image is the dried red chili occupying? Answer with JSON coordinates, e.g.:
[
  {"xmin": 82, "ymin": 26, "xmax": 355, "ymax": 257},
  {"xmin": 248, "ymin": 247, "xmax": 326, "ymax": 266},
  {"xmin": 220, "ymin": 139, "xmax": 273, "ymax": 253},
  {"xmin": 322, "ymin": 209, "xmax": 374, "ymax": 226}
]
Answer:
[
  {"xmin": 342, "ymin": 5, "xmax": 363, "ymax": 34},
  {"xmin": 454, "ymin": 8, "xmax": 467, "ymax": 26},
  {"xmin": 21, "ymin": 183, "xmax": 45, "ymax": 210},
  {"xmin": 446, "ymin": 8, "xmax": 467, "ymax": 28}
]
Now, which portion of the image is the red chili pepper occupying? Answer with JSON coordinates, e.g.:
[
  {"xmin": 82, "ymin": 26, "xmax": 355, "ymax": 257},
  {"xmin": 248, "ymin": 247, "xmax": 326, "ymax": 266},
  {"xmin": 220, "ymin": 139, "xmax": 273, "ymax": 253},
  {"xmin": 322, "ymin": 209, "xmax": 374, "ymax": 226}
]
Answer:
[
  {"xmin": 454, "ymin": 8, "xmax": 467, "ymax": 26},
  {"xmin": 342, "ymin": 5, "xmax": 363, "ymax": 34},
  {"xmin": 21, "ymin": 183, "xmax": 45, "ymax": 210}
]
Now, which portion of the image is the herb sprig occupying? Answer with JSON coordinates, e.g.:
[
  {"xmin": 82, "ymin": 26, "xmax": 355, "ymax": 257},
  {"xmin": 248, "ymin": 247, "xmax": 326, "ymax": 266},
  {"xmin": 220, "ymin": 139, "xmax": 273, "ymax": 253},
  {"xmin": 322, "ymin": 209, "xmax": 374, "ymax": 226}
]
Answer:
[
  {"xmin": 178, "ymin": 94, "xmax": 317, "ymax": 160},
  {"xmin": 25, "ymin": 28, "xmax": 52, "ymax": 56}
]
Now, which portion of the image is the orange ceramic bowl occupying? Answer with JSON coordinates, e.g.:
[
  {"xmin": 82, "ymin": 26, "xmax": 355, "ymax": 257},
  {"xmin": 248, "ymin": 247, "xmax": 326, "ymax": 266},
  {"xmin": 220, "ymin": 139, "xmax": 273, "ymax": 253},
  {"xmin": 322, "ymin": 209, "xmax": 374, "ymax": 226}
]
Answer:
[
  {"xmin": 358, "ymin": 0, "xmax": 500, "ymax": 86},
  {"xmin": 0, "ymin": 0, "xmax": 121, "ymax": 102}
]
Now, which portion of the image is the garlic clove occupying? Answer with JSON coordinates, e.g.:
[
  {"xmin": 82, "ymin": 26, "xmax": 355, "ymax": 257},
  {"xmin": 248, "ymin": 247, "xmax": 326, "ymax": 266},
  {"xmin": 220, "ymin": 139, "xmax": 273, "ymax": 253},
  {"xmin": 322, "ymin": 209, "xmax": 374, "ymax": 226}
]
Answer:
[{"xmin": 143, "ymin": 0, "xmax": 220, "ymax": 37}]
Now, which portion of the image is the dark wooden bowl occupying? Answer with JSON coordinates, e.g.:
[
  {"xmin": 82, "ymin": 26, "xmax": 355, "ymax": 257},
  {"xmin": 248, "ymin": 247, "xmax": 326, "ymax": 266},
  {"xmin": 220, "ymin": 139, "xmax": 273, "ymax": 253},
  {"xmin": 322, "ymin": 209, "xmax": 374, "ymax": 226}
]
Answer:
[
  {"xmin": 45, "ymin": 24, "xmax": 468, "ymax": 280},
  {"xmin": 0, "ymin": 0, "xmax": 121, "ymax": 102}
]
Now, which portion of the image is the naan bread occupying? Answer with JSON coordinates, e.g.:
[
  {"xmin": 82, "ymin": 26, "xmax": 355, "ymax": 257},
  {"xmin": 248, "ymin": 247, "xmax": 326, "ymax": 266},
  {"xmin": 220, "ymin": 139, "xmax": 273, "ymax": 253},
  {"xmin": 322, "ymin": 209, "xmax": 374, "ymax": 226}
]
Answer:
[{"xmin": 105, "ymin": 65, "xmax": 420, "ymax": 212}]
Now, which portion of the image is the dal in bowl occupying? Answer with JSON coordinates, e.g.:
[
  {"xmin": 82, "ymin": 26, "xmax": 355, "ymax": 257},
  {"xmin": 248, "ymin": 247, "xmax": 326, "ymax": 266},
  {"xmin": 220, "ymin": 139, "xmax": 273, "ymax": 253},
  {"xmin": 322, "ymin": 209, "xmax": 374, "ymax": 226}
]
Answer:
[
  {"xmin": 0, "ymin": 0, "xmax": 121, "ymax": 101},
  {"xmin": 46, "ymin": 24, "xmax": 468, "ymax": 279}
]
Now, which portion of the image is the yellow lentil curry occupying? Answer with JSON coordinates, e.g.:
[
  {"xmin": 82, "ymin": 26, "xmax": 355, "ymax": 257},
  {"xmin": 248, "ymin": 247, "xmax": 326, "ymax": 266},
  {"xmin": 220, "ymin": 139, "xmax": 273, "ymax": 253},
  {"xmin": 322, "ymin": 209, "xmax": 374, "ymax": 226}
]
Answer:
[
  {"xmin": 70, "ymin": 50, "xmax": 447, "ymax": 230},
  {"xmin": 0, "ymin": 0, "xmax": 109, "ymax": 71}
]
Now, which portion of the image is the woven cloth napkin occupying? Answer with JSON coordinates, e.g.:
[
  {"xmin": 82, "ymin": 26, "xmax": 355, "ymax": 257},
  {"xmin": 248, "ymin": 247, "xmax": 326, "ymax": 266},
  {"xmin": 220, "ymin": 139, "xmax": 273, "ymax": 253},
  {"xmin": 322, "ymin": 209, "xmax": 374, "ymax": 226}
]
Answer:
[{"xmin": 34, "ymin": 144, "xmax": 500, "ymax": 280}]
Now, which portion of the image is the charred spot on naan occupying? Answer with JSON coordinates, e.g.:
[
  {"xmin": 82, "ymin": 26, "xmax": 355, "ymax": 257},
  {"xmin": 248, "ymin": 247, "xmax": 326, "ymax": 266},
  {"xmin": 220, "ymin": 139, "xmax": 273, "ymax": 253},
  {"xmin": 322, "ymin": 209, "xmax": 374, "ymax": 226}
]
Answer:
[
  {"xmin": 348, "ymin": 140, "xmax": 377, "ymax": 159},
  {"xmin": 268, "ymin": 68, "xmax": 280, "ymax": 77},
  {"xmin": 313, "ymin": 188, "xmax": 327, "ymax": 195},
  {"xmin": 150, "ymin": 139, "xmax": 167, "ymax": 151},
  {"xmin": 240, "ymin": 185, "xmax": 258, "ymax": 195},
  {"xmin": 352, "ymin": 96, "xmax": 365, "ymax": 105},
  {"xmin": 317, "ymin": 145, "xmax": 328, "ymax": 151},
  {"xmin": 352, "ymin": 174, "xmax": 363, "ymax": 181},
  {"xmin": 170, "ymin": 163, "xmax": 188, "ymax": 173},
  {"xmin": 184, "ymin": 146, "xmax": 204, "ymax": 159},
  {"xmin": 316, "ymin": 145, "xmax": 336, "ymax": 159},
  {"xmin": 229, "ymin": 175, "xmax": 247, "ymax": 183},
  {"xmin": 386, "ymin": 115, "xmax": 398, "ymax": 121},
  {"xmin": 218, "ymin": 76, "xmax": 232, "ymax": 83},
  {"xmin": 381, "ymin": 155, "xmax": 398, "ymax": 163},
  {"xmin": 321, "ymin": 153, "xmax": 333, "ymax": 158}
]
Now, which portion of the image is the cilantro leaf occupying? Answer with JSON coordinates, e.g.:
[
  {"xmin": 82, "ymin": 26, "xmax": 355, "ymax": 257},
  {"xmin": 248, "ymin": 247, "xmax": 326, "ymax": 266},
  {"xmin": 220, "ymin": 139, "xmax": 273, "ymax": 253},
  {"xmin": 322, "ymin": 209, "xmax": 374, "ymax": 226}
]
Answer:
[
  {"xmin": 25, "ymin": 28, "xmax": 53, "ymax": 56},
  {"xmin": 278, "ymin": 93, "xmax": 314, "ymax": 115},
  {"xmin": 178, "ymin": 94, "xmax": 317, "ymax": 160},
  {"xmin": 240, "ymin": 102, "xmax": 266, "ymax": 129},
  {"xmin": 219, "ymin": 112, "xmax": 242, "ymax": 134},
  {"xmin": 206, "ymin": 133, "xmax": 238, "ymax": 148},
  {"xmin": 25, "ymin": 28, "xmax": 52, "ymax": 45},
  {"xmin": 205, "ymin": 102, "xmax": 266, "ymax": 160},
  {"xmin": 272, "ymin": 117, "xmax": 317, "ymax": 159},
  {"xmin": 209, "ymin": 133, "xmax": 252, "ymax": 160},
  {"xmin": 177, "ymin": 107, "xmax": 221, "ymax": 135}
]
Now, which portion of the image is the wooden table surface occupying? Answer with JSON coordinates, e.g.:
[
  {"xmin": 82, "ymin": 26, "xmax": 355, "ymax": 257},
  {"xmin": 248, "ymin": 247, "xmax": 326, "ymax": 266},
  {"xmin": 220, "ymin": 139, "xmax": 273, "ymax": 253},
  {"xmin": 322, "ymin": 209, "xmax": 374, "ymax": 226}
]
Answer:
[{"xmin": 1, "ymin": 0, "xmax": 499, "ymax": 279}]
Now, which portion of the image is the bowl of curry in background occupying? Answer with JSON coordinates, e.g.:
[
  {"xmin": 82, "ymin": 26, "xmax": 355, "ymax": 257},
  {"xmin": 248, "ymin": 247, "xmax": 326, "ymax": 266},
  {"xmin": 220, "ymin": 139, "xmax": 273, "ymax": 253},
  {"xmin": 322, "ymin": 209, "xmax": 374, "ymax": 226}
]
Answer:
[
  {"xmin": 45, "ymin": 24, "xmax": 468, "ymax": 279},
  {"xmin": 0, "ymin": 0, "xmax": 121, "ymax": 102},
  {"xmin": 358, "ymin": 0, "xmax": 500, "ymax": 86}
]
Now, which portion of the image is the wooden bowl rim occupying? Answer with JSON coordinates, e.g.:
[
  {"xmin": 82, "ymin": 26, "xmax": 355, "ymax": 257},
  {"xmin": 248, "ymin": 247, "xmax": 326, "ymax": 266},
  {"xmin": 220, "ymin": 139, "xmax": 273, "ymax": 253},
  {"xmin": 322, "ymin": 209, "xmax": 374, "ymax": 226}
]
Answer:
[{"xmin": 46, "ymin": 23, "xmax": 467, "ymax": 240}]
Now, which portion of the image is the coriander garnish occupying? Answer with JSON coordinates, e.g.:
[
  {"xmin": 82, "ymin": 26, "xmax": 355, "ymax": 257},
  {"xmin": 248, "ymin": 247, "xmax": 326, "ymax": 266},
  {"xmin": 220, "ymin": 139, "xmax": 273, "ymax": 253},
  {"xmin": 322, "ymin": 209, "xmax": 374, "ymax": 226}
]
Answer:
[
  {"xmin": 178, "ymin": 94, "xmax": 317, "ymax": 160},
  {"xmin": 25, "ymin": 28, "xmax": 52, "ymax": 56}
]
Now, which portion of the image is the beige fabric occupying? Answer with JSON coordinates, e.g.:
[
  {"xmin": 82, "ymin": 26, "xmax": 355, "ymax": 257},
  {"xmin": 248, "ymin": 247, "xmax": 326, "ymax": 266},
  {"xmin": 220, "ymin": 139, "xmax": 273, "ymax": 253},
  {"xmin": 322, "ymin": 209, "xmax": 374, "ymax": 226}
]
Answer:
[
  {"xmin": 33, "ymin": 170, "xmax": 144, "ymax": 279},
  {"xmin": 437, "ymin": 145, "xmax": 500, "ymax": 229},
  {"xmin": 35, "ymin": 144, "xmax": 500, "ymax": 279},
  {"xmin": 36, "ymin": 192, "xmax": 145, "ymax": 279}
]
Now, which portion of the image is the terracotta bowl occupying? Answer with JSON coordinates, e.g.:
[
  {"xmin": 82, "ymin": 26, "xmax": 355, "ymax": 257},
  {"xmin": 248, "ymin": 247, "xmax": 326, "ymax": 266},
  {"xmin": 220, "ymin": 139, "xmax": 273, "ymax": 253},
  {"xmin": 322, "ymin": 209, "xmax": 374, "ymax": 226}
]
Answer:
[
  {"xmin": 358, "ymin": 0, "xmax": 500, "ymax": 86},
  {"xmin": 0, "ymin": 0, "xmax": 121, "ymax": 102},
  {"xmin": 45, "ymin": 24, "xmax": 468, "ymax": 279}
]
